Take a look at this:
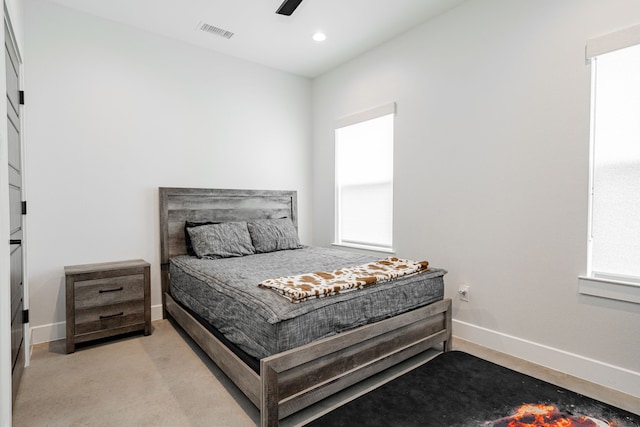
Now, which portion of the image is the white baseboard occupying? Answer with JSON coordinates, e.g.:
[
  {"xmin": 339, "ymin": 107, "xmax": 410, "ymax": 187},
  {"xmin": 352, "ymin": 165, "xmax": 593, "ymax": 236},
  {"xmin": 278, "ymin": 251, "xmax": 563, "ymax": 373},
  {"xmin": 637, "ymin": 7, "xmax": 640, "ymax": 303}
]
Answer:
[
  {"xmin": 30, "ymin": 304, "xmax": 165, "ymax": 345},
  {"xmin": 30, "ymin": 321, "xmax": 66, "ymax": 345},
  {"xmin": 151, "ymin": 303, "xmax": 163, "ymax": 322},
  {"xmin": 453, "ymin": 319, "xmax": 640, "ymax": 398}
]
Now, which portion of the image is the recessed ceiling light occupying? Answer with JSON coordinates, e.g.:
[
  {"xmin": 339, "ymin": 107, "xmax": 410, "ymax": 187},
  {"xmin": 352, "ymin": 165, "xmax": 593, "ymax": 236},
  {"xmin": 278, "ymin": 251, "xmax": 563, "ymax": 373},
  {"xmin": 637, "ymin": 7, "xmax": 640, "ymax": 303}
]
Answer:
[{"xmin": 312, "ymin": 32, "xmax": 326, "ymax": 42}]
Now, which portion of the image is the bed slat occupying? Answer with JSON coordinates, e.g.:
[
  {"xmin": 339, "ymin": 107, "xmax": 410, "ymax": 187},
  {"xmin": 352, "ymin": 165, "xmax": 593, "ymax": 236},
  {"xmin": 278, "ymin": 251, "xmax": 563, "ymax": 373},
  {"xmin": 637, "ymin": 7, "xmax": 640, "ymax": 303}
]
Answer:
[
  {"xmin": 276, "ymin": 310, "xmax": 445, "ymax": 397},
  {"xmin": 279, "ymin": 329, "xmax": 450, "ymax": 419}
]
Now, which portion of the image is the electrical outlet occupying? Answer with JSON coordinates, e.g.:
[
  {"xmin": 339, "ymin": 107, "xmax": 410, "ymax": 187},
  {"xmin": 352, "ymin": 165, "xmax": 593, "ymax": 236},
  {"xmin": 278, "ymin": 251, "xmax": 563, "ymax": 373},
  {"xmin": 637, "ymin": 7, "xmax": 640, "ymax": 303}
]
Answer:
[{"xmin": 458, "ymin": 284, "xmax": 470, "ymax": 302}]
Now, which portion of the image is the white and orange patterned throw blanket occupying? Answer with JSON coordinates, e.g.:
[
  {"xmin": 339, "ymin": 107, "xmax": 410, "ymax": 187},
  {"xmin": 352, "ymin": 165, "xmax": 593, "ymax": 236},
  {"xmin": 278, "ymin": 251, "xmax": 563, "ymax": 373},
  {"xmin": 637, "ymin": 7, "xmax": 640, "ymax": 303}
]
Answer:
[{"xmin": 259, "ymin": 257, "xmax": 429, "ymax": 303}]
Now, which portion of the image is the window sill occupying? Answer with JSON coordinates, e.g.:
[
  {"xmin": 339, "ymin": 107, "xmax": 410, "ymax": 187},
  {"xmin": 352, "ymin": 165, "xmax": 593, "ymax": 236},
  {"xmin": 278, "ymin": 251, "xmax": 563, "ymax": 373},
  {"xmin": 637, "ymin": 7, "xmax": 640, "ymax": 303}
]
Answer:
[
  {"xmin": 331, "ymin": 242, "xmax": 395, "ymax": 255},
  {"xmin": 578, "ymin": 275, "xmax": 640, "ymax": 304}
]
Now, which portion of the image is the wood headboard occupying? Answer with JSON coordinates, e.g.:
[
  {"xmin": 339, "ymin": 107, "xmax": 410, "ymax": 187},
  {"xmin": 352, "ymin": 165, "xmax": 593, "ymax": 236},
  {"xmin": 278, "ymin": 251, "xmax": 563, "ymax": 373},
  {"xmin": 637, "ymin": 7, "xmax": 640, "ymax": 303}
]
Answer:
[{"xmin": 158, "ymin": 187, "xmax": 298, "ymax": 316}]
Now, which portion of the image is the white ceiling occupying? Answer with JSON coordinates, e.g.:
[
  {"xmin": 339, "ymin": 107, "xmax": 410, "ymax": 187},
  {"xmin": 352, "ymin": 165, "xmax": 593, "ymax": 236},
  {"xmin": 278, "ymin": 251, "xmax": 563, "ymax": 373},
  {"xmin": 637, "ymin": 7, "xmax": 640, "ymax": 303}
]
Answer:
[{"xmin": 46, "ymin": 0, "xmax": 466, "ymax": 78}]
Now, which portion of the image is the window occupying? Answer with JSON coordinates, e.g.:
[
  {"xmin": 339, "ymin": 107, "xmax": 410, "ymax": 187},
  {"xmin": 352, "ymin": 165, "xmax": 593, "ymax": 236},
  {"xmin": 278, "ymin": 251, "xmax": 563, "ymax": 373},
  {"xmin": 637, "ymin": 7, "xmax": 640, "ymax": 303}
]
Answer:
[
  {"xmin": 580, "ymin": 26, "xmax": 640, "ymax": 303},
  {"xmin": 334, "ymin": 103, "xmax": 395, "ymax": 252}
]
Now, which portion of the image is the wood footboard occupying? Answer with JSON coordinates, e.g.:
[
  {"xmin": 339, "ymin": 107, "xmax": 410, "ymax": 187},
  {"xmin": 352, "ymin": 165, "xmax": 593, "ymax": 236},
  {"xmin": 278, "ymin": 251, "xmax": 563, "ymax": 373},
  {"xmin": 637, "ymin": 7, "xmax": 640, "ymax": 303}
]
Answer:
[{"xmin": 260, "ymin": 298, "xmax": 452, "ymax": 426}]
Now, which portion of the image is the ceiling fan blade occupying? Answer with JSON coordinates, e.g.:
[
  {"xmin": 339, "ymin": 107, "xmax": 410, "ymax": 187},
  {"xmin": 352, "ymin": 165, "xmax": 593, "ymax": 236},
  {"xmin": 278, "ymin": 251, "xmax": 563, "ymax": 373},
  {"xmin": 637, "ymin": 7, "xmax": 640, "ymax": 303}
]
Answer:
[{"xmin": 276, "ymin": 0, "xmax": 303, "ymax": 16}]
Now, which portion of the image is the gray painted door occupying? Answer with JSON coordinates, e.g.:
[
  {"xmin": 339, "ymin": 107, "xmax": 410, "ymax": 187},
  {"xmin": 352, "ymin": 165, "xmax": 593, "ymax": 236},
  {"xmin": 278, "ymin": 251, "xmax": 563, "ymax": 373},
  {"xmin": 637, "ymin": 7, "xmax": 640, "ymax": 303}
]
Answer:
[{"xmin": 6, "ymin": 21, "xmax": 24, "ymax": 404}]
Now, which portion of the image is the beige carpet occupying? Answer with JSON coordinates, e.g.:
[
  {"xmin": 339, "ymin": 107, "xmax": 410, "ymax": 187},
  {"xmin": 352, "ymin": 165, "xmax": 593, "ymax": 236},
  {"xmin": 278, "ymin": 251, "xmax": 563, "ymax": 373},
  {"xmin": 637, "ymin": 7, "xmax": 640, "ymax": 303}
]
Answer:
[
  {"xmin": 14, "ymin": 320, "xmax": 438, "ymax": 427},
  {"xmin": 13, "ymin": 320, "xmax": 639, "ymax": 426},
  {"xmin": 13, "ymin": 320, "xmax": 259, "ymax": 427}
]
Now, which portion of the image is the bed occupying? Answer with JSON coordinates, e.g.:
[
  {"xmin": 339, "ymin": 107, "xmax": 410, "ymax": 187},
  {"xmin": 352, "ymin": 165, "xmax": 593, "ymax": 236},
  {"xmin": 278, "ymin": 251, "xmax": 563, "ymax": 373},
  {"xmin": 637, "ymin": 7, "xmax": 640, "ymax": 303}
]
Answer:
[{"xmin": 159, "ymin": 187, "xmax": 452, "ymax": 426}]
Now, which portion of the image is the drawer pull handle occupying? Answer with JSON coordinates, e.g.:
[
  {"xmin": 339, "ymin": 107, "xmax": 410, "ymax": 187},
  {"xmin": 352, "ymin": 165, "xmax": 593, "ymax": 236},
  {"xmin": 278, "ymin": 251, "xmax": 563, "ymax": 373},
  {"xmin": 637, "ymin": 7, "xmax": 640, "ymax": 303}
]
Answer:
[
  {"xmin": 99, "ymin": 287, "xmax": 124, "ymax": 293},
  {"xmin": 99, "ymin": 312, "xmax": 124, "ymax": 319}
]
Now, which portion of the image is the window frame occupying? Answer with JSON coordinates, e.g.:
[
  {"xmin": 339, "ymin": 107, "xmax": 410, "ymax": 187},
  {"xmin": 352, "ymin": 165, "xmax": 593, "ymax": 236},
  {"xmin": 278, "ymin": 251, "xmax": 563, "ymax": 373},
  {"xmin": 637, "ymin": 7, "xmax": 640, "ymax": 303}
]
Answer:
[
  {"xmin": 333, "ymin": 103, "xmax": 396, "ymax": 253},
  {"xmin": 578, "ymin": 25, "xmax": 640, "ymax": 304}
]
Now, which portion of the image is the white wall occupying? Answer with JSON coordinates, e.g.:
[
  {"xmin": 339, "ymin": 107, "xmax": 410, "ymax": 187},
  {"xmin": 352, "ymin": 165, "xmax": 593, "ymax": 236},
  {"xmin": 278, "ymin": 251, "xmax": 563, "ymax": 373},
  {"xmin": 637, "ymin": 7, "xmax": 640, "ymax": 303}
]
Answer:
[
  {"xmin": 312, "ymin": 0, "xmax": 640, "ymax": 397},
  {"xmin": 24, "ymin": 0, "xmax": 312, "ymax": 343}
]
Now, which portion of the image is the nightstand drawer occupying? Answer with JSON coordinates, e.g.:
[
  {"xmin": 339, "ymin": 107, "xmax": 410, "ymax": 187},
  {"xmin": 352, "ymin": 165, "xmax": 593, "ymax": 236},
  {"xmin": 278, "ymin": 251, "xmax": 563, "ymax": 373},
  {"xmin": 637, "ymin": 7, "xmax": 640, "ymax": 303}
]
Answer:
[
  {"xmin": 74, "ymin": 274, "xmax": 144, "ymax": 309},
  {"xmin": 75, "ymin": 300, "xmax": 145, "ymax": 335}
]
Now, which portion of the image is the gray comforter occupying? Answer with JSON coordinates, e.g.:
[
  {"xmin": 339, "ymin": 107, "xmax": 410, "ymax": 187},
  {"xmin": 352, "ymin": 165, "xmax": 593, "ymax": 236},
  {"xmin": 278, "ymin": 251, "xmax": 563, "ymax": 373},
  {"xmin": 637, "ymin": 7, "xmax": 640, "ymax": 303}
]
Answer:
[{"xmin": 170, "ymin": 246, "xmax": 446, "ymax": 359}]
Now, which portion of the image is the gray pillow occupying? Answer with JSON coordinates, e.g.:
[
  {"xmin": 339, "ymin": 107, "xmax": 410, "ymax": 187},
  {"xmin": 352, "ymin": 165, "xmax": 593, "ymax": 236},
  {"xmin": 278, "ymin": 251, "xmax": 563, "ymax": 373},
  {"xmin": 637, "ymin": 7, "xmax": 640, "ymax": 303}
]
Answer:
[
  {"xmin": 187, "ymin": 221, "xmax": 255, "ymax": 259},
  {"xmin": 184, "ymin": 221, "xmax": 219, "ymax": 256},
  {"xmin": 247, "ymin": 218, "xmax": 302, "ymax": 253}
]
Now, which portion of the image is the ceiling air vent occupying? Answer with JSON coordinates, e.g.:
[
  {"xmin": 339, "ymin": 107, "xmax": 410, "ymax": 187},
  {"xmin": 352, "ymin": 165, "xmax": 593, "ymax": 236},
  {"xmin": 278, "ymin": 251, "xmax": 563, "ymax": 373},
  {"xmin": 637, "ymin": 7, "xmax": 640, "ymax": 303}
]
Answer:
[{"xmin": 198, "ymin": 22, "xmax": 234, "ymax": 39}]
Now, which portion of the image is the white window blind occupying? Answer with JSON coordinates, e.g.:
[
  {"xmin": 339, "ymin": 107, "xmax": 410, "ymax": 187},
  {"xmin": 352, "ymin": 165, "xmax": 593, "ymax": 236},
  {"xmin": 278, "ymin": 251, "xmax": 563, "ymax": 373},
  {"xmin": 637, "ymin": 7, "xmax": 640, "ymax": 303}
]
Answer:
[{"xmin": 335, "ymin": 103, "xmax": 395, "ymax": 251}]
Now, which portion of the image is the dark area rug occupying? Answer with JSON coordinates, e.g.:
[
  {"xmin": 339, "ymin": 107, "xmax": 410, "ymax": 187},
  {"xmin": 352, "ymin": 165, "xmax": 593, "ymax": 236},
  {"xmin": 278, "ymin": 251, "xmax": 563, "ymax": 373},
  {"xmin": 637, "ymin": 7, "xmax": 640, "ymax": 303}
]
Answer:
[{"xmin": 306, "ymin": 351, "xmax": 640, "ymax": 426}]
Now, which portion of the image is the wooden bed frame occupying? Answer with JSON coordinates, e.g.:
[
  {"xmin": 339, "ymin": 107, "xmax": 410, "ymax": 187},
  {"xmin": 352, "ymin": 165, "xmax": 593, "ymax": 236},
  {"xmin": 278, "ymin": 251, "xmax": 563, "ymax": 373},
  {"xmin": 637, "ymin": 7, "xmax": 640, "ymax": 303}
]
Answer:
[{"xmin": 159, "ymin": 187, "xmax": 452, "ymax": 426}]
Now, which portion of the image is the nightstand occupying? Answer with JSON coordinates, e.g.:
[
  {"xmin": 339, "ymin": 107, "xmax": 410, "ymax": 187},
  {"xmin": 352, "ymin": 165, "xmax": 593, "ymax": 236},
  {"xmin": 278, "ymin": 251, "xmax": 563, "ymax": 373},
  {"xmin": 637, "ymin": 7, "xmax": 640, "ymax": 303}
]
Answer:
[{"xmin": 65, "ymin": 259, "xmax": 151, "ymax": 353}]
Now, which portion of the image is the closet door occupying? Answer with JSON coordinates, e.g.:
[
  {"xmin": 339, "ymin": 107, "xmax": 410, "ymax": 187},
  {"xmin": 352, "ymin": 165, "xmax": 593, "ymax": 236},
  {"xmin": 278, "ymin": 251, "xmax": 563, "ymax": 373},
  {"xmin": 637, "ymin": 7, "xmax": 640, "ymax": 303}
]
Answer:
[{"xmin": 6, "ymin": 21, "xmax": 24, "ymax": 404}]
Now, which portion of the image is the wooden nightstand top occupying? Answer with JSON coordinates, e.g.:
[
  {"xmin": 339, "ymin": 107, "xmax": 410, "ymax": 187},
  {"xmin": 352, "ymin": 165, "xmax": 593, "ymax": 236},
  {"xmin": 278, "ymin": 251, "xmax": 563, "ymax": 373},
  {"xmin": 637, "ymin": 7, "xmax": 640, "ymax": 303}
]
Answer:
[{"xmin": 64, "ymin": 259, "xmax": 150, "ymax": 275}]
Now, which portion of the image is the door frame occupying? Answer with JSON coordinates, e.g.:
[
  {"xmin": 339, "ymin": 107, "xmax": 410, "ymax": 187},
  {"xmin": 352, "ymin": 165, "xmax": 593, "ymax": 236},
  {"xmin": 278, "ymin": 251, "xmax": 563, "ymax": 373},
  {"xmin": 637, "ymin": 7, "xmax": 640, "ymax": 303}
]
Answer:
[
  {"xmin": 5, "ymin": 5, "xmax": 27, "ymax": 367},
  {"xmin": 1, "ymin": 4, "xmax": 26, "ymax": 423}
]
